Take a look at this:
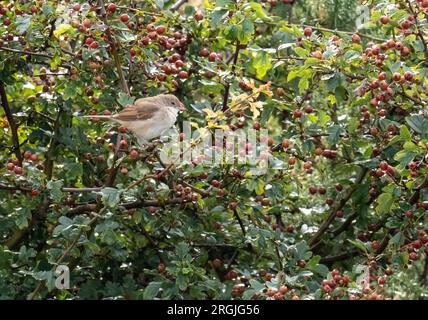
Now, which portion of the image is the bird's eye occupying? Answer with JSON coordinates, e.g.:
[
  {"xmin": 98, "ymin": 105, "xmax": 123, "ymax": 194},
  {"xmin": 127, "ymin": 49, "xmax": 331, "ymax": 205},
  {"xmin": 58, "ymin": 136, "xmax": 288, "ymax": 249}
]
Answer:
[{"xmin": 171, "ymin": 102, "xmax": 175, "ymax": 105}]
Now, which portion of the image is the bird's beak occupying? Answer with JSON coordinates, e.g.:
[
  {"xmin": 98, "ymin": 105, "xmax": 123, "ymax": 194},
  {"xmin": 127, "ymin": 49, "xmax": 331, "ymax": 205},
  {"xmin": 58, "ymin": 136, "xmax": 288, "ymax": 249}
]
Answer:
[{"xmin": 178, "ymin": 102, "xmax": 186, "ymax": 111}]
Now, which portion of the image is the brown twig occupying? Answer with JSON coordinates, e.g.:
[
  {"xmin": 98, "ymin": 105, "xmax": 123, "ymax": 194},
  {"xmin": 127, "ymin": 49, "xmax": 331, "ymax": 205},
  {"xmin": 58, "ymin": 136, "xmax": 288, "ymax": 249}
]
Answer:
[
  {"xmin": 28, "ymin": 214, "xmax": 100, "ymax": 300},
  {"xmin": 0, "ymin": 47, "xmax": 72, "ymax": 68},
  {"xmin": 97, "ymin": 0, "xmax": 130, "ymax": 95},
  {"xmin": 170, "ymin": 0, "xmax": 188, "ymax": 11},
  {"xmin": 222, "ymin": 41, "xmax": 241, "ymax": 111},
  {"xmin": 309, "ymin": 167, "xmax": 368, "ymax": 248},
  {"xmin": 0, "ymin": 81, "xmax": 22, "ymax": 164},
  {"xmin": 292, "ymin": 24, "xmax": 385, "ymax": 42},
  {"xmin": 405, "ymin": 0, "xmax": 428, "ymax": 64}
]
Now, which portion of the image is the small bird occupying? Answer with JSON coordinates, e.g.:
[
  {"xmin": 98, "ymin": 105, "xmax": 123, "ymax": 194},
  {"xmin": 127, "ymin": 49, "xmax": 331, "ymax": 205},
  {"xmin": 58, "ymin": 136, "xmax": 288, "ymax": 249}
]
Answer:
[{"xmin": 84, "ymin": 94, "xmax": 185, "ymax": 144}]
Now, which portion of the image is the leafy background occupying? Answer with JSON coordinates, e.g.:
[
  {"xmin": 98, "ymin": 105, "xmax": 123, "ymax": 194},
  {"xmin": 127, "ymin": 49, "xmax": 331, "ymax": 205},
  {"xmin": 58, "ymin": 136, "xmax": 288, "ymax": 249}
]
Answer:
[{"xmin": 0, "ymin": 0, "xmax": 427, "ymax": 300}]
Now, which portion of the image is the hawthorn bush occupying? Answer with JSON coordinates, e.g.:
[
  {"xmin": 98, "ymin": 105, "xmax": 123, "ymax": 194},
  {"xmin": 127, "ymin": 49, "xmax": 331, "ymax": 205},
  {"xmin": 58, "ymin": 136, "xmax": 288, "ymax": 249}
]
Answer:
[{"xmin": 0, "ymin": 0, "xmax": 428, "ymax": 300}]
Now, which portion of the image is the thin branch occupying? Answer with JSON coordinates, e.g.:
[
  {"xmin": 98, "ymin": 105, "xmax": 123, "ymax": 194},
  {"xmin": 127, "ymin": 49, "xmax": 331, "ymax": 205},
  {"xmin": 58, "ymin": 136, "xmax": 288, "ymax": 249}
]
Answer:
[
  {"xmin": 292, "ymin": 24, "xmax": 385, "ymax": 42},
  {"xmin": 170, "ymin": 0, "xmax": 188, "ymax": 11},
  {"xmin": 309, "ymin": 167, "xmax": 368, "ymax": 248},
  {"xmin": 97, "ymin": 0, "xmax": 131, "ymax": 95},
  {"xmin": 0, "ymin": 47, "xmax": 72, "ymax": 68},
  {"xmin": 405, "ymin": 0, "xmax": 428, "ymax": 64},
  {"xmin": 28, "ymin": 214, "xmax": 99, "ymax": 300},
  {"xmin": 319, "ymin": 250, "xmax": 359, "ymax": 264},
  {"xmin": 0, "ymin": 81, "xmax": 22, "ymax": 164},
  {"xmin": 222, "ymin": 41, "xmax": 240, "ymax": 111}
]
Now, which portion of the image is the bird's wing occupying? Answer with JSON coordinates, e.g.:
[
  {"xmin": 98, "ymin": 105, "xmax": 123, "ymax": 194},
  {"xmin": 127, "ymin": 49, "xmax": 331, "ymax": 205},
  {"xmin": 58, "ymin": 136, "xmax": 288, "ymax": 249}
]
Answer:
[{"xmin": 114, "ymin": 102, "xmax": 160, "ymax": 121}]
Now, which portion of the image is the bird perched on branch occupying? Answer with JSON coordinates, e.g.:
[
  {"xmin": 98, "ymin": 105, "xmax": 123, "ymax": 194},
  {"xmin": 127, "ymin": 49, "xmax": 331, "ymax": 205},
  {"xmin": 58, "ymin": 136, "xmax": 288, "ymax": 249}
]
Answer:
[{"xmin": 84, "ymin": 94, "xmax": 185, "ymax": 144}]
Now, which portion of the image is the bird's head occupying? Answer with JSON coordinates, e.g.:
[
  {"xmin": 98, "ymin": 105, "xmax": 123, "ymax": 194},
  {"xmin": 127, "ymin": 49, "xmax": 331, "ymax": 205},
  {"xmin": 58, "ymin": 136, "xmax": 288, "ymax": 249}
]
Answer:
[{"xmin": 161, "ymin": 94, "xmax": 186, "ymax": 112}]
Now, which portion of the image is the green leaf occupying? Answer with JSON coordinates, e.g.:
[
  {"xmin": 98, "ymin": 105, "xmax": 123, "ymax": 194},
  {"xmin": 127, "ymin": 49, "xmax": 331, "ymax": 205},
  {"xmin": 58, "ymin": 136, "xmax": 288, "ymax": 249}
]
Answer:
[
  {"xmin": 298, "ymin": 77, "xmax": 309, "ymax": 93},
  {"xmin": 327, "ymin": 125, "xmax": 343, "ymax": 146},
  {"xmin": 117, "ymin": 93, "xmax": 135, "ymax": 107},
  {"xmin": 294, "ymin": 47, "xmax": 309, "ymax": 58},
  {"xmin": 143, "ymin": 281, "xmax": 162, "ymax": 299},
  {"xmin": 249, "ymin": 279, "xmax": 265, "ymax": 291},
  {"xmin": 314, "ymin": 264, "xmax": 329, "ymax": 277},
  {"xmin": 348, "ymin": 239, "xmax": 368, "ymax": 253},
  {"xmin": 15, "ymin": 16, "xmax": 31, "ymax": 35},
  {"xmin": 53, "ymin": 24, "xmax": 75, "ymax": 38},
  {"xmin": 100, "ymin": 188, "xmax": 121, "ymax": 207},
  {"xmin": 406, "ymin": 115, "xmax": 428, "ymax": 135},
  {"xmin": 176, "ymin": 242, "xmax": 190, "ymax": 259},
  {"xmin": 154, "ymin": 0, "xmax": 164, "ymax": 9},
  {"xmin": 376, "ymin": 193, "xmax": 394, "ymax": 214},
  {"xmin": 252, "ymin": 52, "xmax": 271, "ymax": 79},
  {"xmin": 399, "ymin": 125, "xmax": 411, "ymax": 141},
  {"xmin": 16, "ymin": 207, "xmax": 31, "ymax": 229},
  {"xmin": 394, "ymin": 150, "xmax": 416, "ymax": 169},
  {"xmin": 245, "ymin": 2, "xmax": 272, "ymax": 20},
  {"xmin": 47, "ymin": 180, "xmax": 64, "ymax": 203},
  {"xmin": 210, "ymin": 8, "xmax": 228, "ymax": 28}
]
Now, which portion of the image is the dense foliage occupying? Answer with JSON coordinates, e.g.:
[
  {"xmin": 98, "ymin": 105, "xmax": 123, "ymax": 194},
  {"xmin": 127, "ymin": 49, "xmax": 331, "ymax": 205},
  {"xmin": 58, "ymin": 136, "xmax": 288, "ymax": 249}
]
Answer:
[{"xmin": 0, "ymin": 0, "xmax": 428, "ymax": 300}]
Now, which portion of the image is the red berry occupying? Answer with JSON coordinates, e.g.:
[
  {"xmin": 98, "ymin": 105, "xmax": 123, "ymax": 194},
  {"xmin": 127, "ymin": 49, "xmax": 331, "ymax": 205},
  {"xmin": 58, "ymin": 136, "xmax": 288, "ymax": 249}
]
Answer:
[
  {"xmin": 30, "ymin": 5, "xmax": 38, "ymax": 14},
  {"xmin": 379, "ymin": 161, "xmax": 388, "ymax": 171},
  {"xmin": 23, "ymin": 151, "xmax": 32, "ymax": 159},
  {"xmin": 107, "ymin": 3, "xmax": 117, "ymax": 12},
  {"xmin": 148, "ymin": 206, "xmax": 157, "ymax": 214},
  {"xmin": 208, "ymin": 52, "xmax": 217, "ymax": 62},
  {"xmin": 89, "ymin": 41, "xmax": 99, "ymax": 49},
  {"xmin": 120, "ymin": 14, "xmax": 129, "ymax": 22},
  {"xmin": 3, "ymin": 17, "xmax": 11, "ymax": 26},
  {"xmin": 304, "ymin": 105, "xmax": 313, "ymax": 114},
  {"xmin": 7, "ymin": 163, "xmax": 14, "ymax": 171},
  {"xmin": 155, "ymin": 26, "xmax": 166, "ymax": 34},
  {"xmin": 282, "ymin": 139, "xmax": 289, "ymax": 149},
  {"xmin": 212, "ymin": 259, "xmax": 221, "ymax": 268},
  {"xmin": 342, "ymin": 275, "xmax": 350, "ymax": 285},
  {"xmin": 404, "ymin": 71, "xmax": 413, "ymax": 81},
  {"xmin": 85, "ymin": 37, "xmax": 94, "ymax": 46},
  {"xmin": 378, "ymin": 277, "xmax": 385, "ymax": 285},
  {"xmin": 73, "ymin": 3, "xmax": 81, "ymax": 11},
  {"xmin": 14, "ymin": 166, "xmax": 23, "ymax": 174},
  {"xmin": 380, "ymin": 16, "xmax": 390, "ymax": 24},
  {"xmin": 31, "ymin": 188, "xmax": 39, "ymax": 196},
  {"xmin": 129, "ymin": 149, "xmax": 139, "ymax": 160},
  {"xmin": 303, "ymin": 26, "xmax": 312, "ymax": 37},
  {"xmin": 120, "ymin": 167, "xmax": 128, "ymax": 175},
  {"xmin": 371, "ymin": 240, "xmax": 379, "ymax": 251},
  {"xmin": 194, "ymin": 10, "xmax": 204, "ymax": 21},
  {"xmin": 293, "ymin": 109, "xmax": 302, "ymax": 118},
  {"xmin": 130, "ymin": 48, "xmax": 136, "ymax": 56},
  {"xmin": 199, "ymin": 48, "xmax": 209, "ymax": 57},
  {"xmin": 393, "ymin": 72, "xmax": 401, "ymax": 82},
  {"xmin": 82, "ymin": 18, "xmax": 91, "ymax": 27},
  {"xmin": 178, "ymin": 71, "xmax": 188, "ymax": 79},
  {"xmin": 351, "ymin": 34, "xmax": 361, "ymax": 44},
  {"xmin": 229, "ymin": 202, "xmax": 237, "ymax": 210},
  {"xmin": 413, "ymin": 240, "xmax": 422, "ymax": 250},
  {"xmin": 211, "ymin": 180, "xmax": 220, "ymax": 188},
  {"xmin": 409, "ymin": 252, "xmax": 418, "ymax": 261}
]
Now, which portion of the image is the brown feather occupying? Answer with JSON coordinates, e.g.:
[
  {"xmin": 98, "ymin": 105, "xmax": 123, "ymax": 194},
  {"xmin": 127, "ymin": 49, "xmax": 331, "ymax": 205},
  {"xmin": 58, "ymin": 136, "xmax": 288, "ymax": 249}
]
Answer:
[{"xmin": 113, "ymin": 101, "xmax": 161, "ymax": 121}]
